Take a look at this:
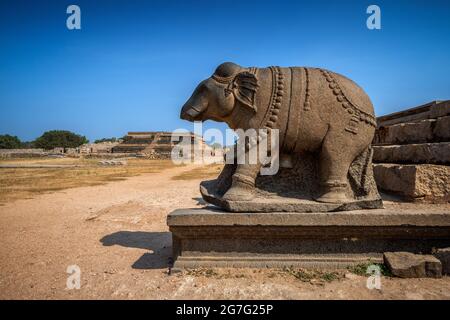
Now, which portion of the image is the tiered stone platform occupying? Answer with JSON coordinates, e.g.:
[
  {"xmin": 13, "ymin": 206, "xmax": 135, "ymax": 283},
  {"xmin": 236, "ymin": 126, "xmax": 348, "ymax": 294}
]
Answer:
[
  {"xmin": 167, "ymin": 207, "xmax": 450, "ymax": 270},
  {"xmin": 112, "ymin": 132, "xmax": 156, "ymax": 153},
  {"xmin": 111, "ymin": 131, "xmax": 215, "ymax": 159},
  {"xmin": 373, "ymin": 100, "xmax": 450, "ymax": 202}
]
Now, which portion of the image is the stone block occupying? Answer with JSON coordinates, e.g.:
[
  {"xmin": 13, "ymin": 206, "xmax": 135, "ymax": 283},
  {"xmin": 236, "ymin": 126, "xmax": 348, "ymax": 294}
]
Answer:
[
  {"xmin": 374, "ymin": 119, "xmax": 434, "ymax": 145},
  {"xmin": 377, "ymin": 101, "xmax": 436, "ymax": 127},
  {"xmin": 372, "ymin": 142, "xmax": 450, "ymax": 164},
  {"xmin": 433, "ymin": 248, "xmax": 450, "ymax": 275},
  {"xmin": 430, "ymin": 100, "xmax": 450, "ymax": 118},
  {"xmin": 434, "ymin": 115, "xmax": 450, "ymax": 141},
  {"xmin": 373, "ymin": 163, "xmax": 450, "ymax": 201},
  {"xmin": 373, "ymin": 116, "xmax": 450, "ymax": 145},
  {"xmin": 383, "ymin": 252, "xmax": 442, "ymax": 278},
  {"xmin": 167, "ymin": 208, "xmax": 450, "ymax": 270},
  {"xmin": 376, "ymin": 100, "xmax": 449, "ymax": 127}
]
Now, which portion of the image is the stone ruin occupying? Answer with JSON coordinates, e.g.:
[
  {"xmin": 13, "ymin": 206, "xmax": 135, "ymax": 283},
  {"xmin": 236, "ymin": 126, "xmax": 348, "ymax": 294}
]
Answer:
[
  {"xmin": 112, "ymin": 131, "xmax": 220, "ymax": 159},
  {"xmin": 0, "ymin": 148, "xmax": 46, "ymax": 158},
  {"xmin": 373, "ymin": 100, "xmax": 450, "ymax": 202}
]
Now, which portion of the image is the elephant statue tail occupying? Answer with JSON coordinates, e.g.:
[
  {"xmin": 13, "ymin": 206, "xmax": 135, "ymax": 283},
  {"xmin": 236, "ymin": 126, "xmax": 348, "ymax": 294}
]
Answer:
[{"xmin": 348, "ymin": 146, "xmax": 378, "ymax": 198}]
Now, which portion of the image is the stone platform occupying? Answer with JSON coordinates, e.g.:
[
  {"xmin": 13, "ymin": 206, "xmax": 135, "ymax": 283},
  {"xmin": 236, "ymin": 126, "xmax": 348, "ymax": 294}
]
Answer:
[{"xmin": 167, "ymin": 207, "xmax": 450, "ymax": 270}]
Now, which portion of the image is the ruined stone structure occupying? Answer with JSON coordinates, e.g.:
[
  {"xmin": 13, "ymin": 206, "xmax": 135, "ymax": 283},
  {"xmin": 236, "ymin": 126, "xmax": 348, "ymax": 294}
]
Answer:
[
  {"xmin": 1, "ymin": 142, "xmax": 119, "ymax": 158},
  {"xmin": 78, "ymin": 141, "xmax": 119, "ymax": 154},
  {"xmin": 112, "ymin": 131, "xmax": 216, "ymax": 159},
  {"xmin": 0, "ymin": 148, "xmax": 46, "ymax": 158},
  {"xmin": 373, "ymin": 100, "xmax": 450, "ymax": 202}
]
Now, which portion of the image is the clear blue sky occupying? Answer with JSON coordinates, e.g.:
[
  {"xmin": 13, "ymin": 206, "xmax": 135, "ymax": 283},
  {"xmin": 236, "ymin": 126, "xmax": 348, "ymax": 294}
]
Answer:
[{"xmin": 0, "ymin": 0, "xmax": 449, "ymax": 142}]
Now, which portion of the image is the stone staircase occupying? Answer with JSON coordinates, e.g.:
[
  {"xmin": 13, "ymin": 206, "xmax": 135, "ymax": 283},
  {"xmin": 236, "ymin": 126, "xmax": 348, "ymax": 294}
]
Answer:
[
  {"xmin": 111, "ymin": 133, "xmax": 156, "ymax": 154},
  {"xmin": 111, "ymin": 131, "xmax": 204, "ymax": 159},
  {"xmin": 372, "ymin": 100, "xmax": 450, "ymax": 202}
]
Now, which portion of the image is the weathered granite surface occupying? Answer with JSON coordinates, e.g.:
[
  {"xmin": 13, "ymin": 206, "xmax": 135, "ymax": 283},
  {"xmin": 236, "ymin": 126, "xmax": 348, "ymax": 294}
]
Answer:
[
  {"xmin": 373, "ymin": 101, "xmax": 449, "ymax": 203},
  {"xmin": 373, "ymin": 116, "xmax": 450, "ymax": 145},
  {"xmin": 373, "ymin": 163, "xmax": 450, "ymax": 202},
  {"xmin": 384, "ymin": 252, "xmax": 442, "ymax": 278},
  {"xmin": 167, "ymin": 208, "xmax": 450, "ymax": 269},
  {"xmin": 431, "ymin": 100, "xmax": 450, "ymax": 118},
  {"xmin": 168, "ymin": 207, "xmax": 450, "ymax": 226},
  {"xmin": 372, "ymin": 142, "xmax": 450, "ymax": 164},
  {"xmin": 180, "ymin": 62, "xmax": 382, "ymax": 212},
  {"xmin": 377, "ymin": 100, "xmax": 450, "ymax": 127},
  {"xmin": 434, "ymin": 248, "xmax": 450, "ymax": 275},
  {"xmin": 200, "ymin": 152, "xmax": 383, "ymax": 212}
]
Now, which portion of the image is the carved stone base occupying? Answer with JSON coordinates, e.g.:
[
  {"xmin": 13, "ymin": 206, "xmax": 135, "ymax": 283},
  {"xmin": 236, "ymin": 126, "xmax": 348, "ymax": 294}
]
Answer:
[
  {"xmin": 201, "ymin": 150, "xmax": 383, "ymax": 213},
  {"xmin": 167, "ymin": 208, "xmax": 450, "ymax": 270},
  {"xmin": 201, "ymin": 181, "xmax": 383, "ymax": 213}
]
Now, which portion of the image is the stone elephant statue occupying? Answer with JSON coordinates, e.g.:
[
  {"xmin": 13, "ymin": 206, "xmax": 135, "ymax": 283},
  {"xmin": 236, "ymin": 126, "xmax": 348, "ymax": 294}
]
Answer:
[{"xmin": 180, "ymin": 62, "xmax": 377, "ymax": 204}]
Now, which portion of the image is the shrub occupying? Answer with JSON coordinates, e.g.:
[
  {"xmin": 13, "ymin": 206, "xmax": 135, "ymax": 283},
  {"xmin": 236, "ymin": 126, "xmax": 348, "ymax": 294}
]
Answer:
[
  {"xmin": 33, "ymin": 130, "xmax": 88, "ymax": 150},
  {"xmin": 0, "ymin": 134, "xmax": 22, "ymax": 149}
]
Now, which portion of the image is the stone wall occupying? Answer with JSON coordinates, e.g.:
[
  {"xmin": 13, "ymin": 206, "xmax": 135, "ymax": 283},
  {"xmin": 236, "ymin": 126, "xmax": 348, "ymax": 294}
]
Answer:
[
  {"xmin": 0, "ymin": 141, "xmax": 120, "ymax": 158},
  {"xmin": 0, "ymin": 149, "xmax": 46, "ymax": 158},
  {"xmin": 372, "ymin": 100, "xmax": 450, "ymax": 202},
  {"xmin": 112, "ymin": 131, "xmax": 223, "ymax": 161},
  {"xmin": 79, "ymin": 141, "xmax": 119, "ymax": 154}
]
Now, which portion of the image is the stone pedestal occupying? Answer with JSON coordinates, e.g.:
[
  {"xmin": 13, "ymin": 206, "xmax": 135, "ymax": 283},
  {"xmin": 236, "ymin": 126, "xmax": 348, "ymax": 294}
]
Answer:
[{"xmin": 167, "ymin": 208, "xmax": 450, "ymax": 270}]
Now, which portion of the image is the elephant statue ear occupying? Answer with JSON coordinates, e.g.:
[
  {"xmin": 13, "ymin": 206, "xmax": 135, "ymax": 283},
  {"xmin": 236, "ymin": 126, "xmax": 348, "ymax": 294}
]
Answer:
[{"xmin": 232, "ymin": 71, "xmax": 259, "ymax": 112}]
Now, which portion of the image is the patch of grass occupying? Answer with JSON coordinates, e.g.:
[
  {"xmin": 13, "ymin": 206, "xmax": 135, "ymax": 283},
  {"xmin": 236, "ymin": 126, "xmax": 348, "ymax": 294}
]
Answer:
[
  {"xmin": 284, "ymin": 268, "xmax": 314, "ymax": 282},
  {"xmin": 171, "ymin": 164, "xmax": 223, "ymax": 181},
  {"xmin": 185, "ymin": 268, "xmax": 219, "ymax": 277},
  {"xmin": 348, "ymin": 262, "xmax": 392, "ymax": 277},
  {"xmin": 282, "ymin": 267, "xmax": 343, "ymax": 283},
  {"xmin": 321, "ymin": 272, "xmax": 341, "ymax": 282},
  {"xmin": 184, "ymin": 268, "xmax": 249, "ymax": 279},
  {"xmin": 0, "ymin": 158, "xmax": 176, "ymax": 204}
]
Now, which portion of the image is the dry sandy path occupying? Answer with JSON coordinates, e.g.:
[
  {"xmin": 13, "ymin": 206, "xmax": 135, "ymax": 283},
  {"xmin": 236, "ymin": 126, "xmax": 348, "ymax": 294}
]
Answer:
[{"xmin": 1, "ymin": 164, "xmax": 449, "ymax": 299}]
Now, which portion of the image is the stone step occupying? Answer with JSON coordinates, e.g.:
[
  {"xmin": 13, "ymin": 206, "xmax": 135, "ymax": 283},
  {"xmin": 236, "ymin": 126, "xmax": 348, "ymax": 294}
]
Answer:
[
  {"xmin": 372, "ymin": 142, "xmax": 450, "ymax": 164},
  {"xmin": 377, "ymin": 100, "xmax": 450, "ymax": 127},
  {"xmin": 111, "ymin": 145, "xmax": 147, "ymax": 153},
  {"xmin": 373, "ymin": 115, "xmax": 450, "ymax": 145},
  {"xmin": 122, "ymin": 138, "xmax": 155, "ymax": 144},
  {"xmin": 373, "ymin": 163, "xmax": 450, "ymax": 201}
]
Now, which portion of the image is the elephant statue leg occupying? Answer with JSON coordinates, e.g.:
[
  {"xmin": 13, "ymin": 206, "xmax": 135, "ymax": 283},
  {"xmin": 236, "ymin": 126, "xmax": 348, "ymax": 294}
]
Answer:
[
  {"xmin": 316, "ymin": 129, "xmax": 355, "ymax": 203},
  {"xmin": 222, "ymin": 161, "xmax": 261, "ymax": 202}
]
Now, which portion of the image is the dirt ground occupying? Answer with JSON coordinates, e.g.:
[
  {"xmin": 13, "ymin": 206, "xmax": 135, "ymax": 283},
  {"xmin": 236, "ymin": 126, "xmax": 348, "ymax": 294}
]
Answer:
[
  {"xmin": 1, "ymin": 161, "xmax": 450, "ymax": 300},
  {"xmin": 0, "ymin": 158, "xmax": 178, "ymax": 203}
]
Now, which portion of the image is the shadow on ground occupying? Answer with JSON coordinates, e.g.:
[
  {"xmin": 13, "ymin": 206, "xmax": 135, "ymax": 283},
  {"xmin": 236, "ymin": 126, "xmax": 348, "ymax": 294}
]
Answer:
[
  {"xmin": 100, "ymin": 231, "xmax": 172, "ymax": 269},
  {"xmin": 380, "ymin": 191, "xmax": 407, "ymax": 203}
]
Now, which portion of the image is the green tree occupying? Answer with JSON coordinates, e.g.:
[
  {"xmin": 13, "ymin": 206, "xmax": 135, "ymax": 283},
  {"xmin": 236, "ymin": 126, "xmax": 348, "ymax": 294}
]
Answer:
[
  {"xmin": 94, "ymin": 137, "xmax": 117, "ymax": 144},
  {"xmin": 0, "ymin": 134, "xmax": 22, "ymax": 149},
  {"xmin": 33, "ymin": 130, "xmax": 88, "ymax": 150},
  {"xmin": 20, "ymin": 141, "xmax": 35, "ymax": 148}
]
